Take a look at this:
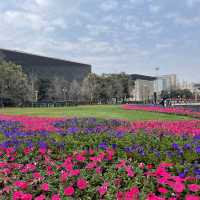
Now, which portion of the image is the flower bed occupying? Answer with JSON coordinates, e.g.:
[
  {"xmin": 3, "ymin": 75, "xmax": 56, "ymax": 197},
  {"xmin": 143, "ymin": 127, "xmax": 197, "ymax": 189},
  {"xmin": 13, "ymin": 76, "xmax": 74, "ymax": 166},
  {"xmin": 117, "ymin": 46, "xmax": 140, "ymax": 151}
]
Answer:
[
  {"xmin": 0, "ymin": 115, "xmax": 200, "ymax": 199},
  {"xmin": 122, "ymin": 104, "xmax": 200, "ymax": 119}
]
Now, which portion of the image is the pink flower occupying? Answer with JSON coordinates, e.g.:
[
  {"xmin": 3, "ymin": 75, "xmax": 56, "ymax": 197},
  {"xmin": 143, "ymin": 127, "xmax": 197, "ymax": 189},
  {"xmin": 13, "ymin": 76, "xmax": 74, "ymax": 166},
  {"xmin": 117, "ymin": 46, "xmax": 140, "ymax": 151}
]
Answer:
[
  {"xmin": 125, "ymin": 166, "xmax": 135, "ymax": 177},
  {"xmin": 41, "ymin": 183, "xmax": 49, "ymax": 191},
  {"xmin": 51, "ymin": 194, "xmax": 61, "ymax": 200},
  {"xmin": 13, "ymin": 191, "xmax": 24, "ymax": 200},
  {"xmin": 21, "ymin": 193, "xmax": 33, "ymax": 200},
  {"xmin": 185, "ymin": 195, "xmax": 200, "ymax": 200},
  {"xmin": 188, "ymin": 184, "xmax": 200, "ymax": 192},
  {"xmin": 39, "ymin": 148, "xmax": 46, "ymax": 155},
  {"xmin": 21, "ymin": 163, "xmax": 36, "ymax": 173},
  {"xmin": 97, "ymin": 182, "xmax": 109, "ymax": 197},
  {"xmin": 13, "ymin": 191, "xmax": 32, "ymax": 200},
  {"xmin": 77, "ymin": 178, "xmax": 88, "ymax": 190},
  {"xmin": 116, "ymin": 191, "xmax": 124, "ymax": 200},
  {"xmin": 33, "ymin": 172, "xmax": 43, "ymax": 179},
  {"xmin": 124, "ymin": 187, "xmax": 139, "ymax": 200},
  {"xmin": 35, "ymin": 194, "xmax": 46, "ymax": 200},
  {"xmin": 95, "ymin": 167, "xmax": 102, "ymax": 174},
  {"xmin": 60, "ymin": 171, "xmax": 68, "ymax": 182},
  {"xmin": 172, "ymin": 181, "xmax": 185, "ymax": 193},
  {"xmin": 76, "ymin": 154, "xmax": 86, "ymax": 162},
  {"xmin": 139, "ymin": 163, "xmax": 145, "ymax": 169},
  {"xmin": 23, "ymin": 147, "xmax": 32, "ymax": 155},
  {"xmin": 64, "ymin": 186, "xmax": 74, "ymax": 196},
  {"xmin": 147, "ymin": 193, "xmax": 166, "ymax": 200},
  {"xmin": 14, "ymin": 181, "xmax": 28, "ymax": 189},
  {"xmin": 69, "ymin": 169, "xmax": 80, "ymax": 176},
  {"xmin": 158, "ymin": 187, "xmax": 168, "ymax": 194}
]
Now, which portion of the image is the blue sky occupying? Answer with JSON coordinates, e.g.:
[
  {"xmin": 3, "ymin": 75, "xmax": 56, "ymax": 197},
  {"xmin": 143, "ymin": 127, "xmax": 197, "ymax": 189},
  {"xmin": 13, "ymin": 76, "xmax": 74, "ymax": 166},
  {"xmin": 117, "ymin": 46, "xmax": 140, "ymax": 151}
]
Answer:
[{"xmin": 0, "ymin": 0, "xmax": 200, "ymax": 82}]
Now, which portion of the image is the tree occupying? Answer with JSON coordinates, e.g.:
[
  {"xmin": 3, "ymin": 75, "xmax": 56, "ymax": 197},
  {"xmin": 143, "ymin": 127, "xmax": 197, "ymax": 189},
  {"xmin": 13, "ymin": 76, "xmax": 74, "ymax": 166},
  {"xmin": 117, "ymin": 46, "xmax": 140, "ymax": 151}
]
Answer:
[
  {"xmin": 81, "ymin": 73, "xmax": 99, "ymax": 102},
  {"xmin": 68, "ymin": 80, "xmax": 81, "ymax": 102},
  {"xmin": 48, "ymin": 76, "xmax": 69, "ymax": 101},
  {"xmin": 0, "ymin": 61, "xmax": 31, "ymax": 106}
]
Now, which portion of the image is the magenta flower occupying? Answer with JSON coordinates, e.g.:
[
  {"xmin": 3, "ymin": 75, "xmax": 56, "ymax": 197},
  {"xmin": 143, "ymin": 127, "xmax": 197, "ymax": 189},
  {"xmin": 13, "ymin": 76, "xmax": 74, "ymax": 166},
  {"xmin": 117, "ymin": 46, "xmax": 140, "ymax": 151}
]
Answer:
[
  {"xmin": 35, "ymin": 194, "xmax": 46, "ymax": 200},
  {"xmin": 51, "ymin": 194, "xmax": 61, "ymax": 200},
  {"xmin": 77, "ymin": 178, "xmax": 88, "ymax": 190},
  {"xmin": 40, "ymin": 183, "xmax": 49, "ymax": 191},
  {"xmin": 188, "ymin": 184, "xmax": 200, "ymax": 192},
  {"xmin": 64, "ymin": 186, "xmax": 74, "ymax": 196},
  {"xmin": 14, "ymin": 181, "xmax": 28, "ymax": 190},
  {"xmin": 97, "ymin": 182, "xmax": 109, "ymax": 197}
]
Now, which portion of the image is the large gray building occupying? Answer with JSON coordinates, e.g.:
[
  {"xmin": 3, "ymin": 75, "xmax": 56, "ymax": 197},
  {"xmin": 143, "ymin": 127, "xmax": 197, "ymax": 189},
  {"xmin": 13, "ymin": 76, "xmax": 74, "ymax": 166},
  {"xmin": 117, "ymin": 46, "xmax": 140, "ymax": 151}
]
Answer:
[{"xmin": 0, "ymin": 48, "xmax": 91, "ymax": 82}]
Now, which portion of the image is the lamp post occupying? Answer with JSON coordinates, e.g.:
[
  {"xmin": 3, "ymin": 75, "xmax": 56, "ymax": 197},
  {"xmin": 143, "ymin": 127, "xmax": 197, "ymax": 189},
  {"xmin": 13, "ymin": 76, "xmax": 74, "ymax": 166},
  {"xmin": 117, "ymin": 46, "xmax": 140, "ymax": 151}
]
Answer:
[
  {"xmin": 62, "ymin": 87, "xmax": 67, "ymax": 101},
  {"xmin": 34, "ymin": 90, "xmax": 38, "ymax": 102},
  {"xmin": 154, "ymin": 67, "xmax": 160, "ymax": 104}
]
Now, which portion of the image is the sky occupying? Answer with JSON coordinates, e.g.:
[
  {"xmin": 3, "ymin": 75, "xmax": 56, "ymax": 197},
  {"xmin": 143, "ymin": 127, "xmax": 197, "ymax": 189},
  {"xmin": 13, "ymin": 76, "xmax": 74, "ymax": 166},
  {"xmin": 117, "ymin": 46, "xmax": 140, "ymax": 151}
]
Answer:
[{"xmin": 0, "ymin": 0, "xmax": 200, "ymax": 82}]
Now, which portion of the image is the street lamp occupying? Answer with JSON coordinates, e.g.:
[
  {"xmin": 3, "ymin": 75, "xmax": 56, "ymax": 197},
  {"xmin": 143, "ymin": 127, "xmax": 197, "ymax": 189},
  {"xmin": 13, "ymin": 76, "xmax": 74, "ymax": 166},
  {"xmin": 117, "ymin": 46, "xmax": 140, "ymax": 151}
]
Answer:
[
  {"xmin": 62, "ymin": 87, "xmax": 67, "ymax": 101},
  {"xmin": 34, "ymin": 90, "xmax": 38, "ymax": 102}
]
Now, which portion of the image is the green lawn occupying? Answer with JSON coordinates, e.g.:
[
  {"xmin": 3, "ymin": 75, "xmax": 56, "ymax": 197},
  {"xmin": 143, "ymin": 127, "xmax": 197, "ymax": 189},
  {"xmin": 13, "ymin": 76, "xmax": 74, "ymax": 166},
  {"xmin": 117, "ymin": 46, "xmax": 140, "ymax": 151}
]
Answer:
[{"xmin": 0, "ymin": 105, "xmax": 192, "ymax": 121}]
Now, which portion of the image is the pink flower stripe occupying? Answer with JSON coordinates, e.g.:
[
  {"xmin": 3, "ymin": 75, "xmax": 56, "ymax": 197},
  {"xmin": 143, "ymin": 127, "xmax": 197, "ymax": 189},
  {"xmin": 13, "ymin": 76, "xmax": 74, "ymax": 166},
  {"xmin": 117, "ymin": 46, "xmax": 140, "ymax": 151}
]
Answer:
[{"xmin": 122, "ymin": 104, "xmax": 200, "ymax": 118}]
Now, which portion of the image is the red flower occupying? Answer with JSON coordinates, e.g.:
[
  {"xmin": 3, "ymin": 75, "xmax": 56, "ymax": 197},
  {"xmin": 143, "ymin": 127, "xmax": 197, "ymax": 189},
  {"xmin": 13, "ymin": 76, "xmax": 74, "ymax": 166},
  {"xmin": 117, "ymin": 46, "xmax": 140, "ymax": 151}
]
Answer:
[
  {"xmin": 158, "ymin": 187, "xmax": 168, "ymax": 194},
  {"xmin": 77, "ymin": 178, "xmax": 88, "ymax": 190},
  {"xmin": 14, "ymin": 181, "xmax": 28, "ymax": 189},
  {"xmin": 64, "ymin": 186, "xmax": 74, "ymax": 196},
  {"xmin": 41, "ymin": 183, "xmax": 49, "ymax": 191},
  {"xmin": 147, "ymin": 164, "xmax": 154, "ymax": 169}
]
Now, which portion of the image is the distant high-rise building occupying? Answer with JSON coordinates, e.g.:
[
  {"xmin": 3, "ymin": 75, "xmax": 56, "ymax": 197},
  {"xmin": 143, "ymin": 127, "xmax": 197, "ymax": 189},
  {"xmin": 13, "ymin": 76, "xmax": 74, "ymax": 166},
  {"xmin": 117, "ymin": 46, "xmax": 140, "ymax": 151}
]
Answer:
[{"xmin": 155, "ymin": 74, "xmax": 177, "ymax": 94}]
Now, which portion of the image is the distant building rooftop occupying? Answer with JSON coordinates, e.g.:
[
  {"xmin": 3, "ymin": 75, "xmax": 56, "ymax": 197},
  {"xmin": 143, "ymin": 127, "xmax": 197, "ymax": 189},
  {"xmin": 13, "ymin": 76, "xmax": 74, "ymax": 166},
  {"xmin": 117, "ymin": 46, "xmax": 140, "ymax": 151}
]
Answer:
[{"xmin": 129, "ymin": 74, "xmax": 156, "ymax": 81}]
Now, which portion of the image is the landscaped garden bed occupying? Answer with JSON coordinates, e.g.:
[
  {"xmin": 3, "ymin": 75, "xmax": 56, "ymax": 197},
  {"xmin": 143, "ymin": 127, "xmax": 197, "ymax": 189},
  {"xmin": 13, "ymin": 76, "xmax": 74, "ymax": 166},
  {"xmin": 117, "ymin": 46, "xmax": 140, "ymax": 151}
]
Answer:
[
  {"xmin": 0, "ymin": 115, "xmax": 200, "ymax": 199},
  {"xmin": 122, "ymin": 104, "xmax": 200, "ymax": 119}
]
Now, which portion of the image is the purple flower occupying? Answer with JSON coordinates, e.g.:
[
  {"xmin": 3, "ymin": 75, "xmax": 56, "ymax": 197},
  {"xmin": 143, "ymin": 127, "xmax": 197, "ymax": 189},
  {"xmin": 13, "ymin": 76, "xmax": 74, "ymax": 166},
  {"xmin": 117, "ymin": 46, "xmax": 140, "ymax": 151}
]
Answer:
[
  {"xmin": 184, "ymin": 143, "xmax": 191, "ymax": 149},
  {"xmin": 195, "ymin": 146, "xmax": 200, "ymax": 153},
  {"xmin": 179, "ymin": 172, "xmax": 185, "ymax": 178},
  {"xmin": 98, "ymin": 142, "xmax": 108, "ymax": 150},
  {"xmin": 172, "ymin": 143, "xmax": 179, "ymax": 149}
]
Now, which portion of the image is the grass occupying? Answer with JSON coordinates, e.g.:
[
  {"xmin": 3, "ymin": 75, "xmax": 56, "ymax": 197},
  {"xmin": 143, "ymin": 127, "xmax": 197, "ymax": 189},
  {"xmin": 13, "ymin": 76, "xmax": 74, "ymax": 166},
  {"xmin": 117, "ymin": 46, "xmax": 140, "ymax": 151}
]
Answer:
[{"xmin": 0, "ymin": 105, "xmax": 192, "ymax": 121}]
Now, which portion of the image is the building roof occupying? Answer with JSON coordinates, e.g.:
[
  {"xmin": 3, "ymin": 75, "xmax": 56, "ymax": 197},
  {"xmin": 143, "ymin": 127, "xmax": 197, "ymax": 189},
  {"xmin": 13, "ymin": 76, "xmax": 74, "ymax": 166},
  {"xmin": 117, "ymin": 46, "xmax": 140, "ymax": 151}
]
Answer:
[
  {"xmin": 0, "ymin": 48, "xmax": 91, "ymax": 67},
  {"xmin": 129, "ymin": 74, "xmax": 156, "ymax": 81}
]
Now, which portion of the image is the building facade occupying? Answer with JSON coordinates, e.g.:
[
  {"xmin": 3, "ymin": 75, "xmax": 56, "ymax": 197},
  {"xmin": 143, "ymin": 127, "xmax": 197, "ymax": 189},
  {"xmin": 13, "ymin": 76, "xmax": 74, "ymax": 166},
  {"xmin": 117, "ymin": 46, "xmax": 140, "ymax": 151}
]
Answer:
[
  {"xmin": 0, "ymin": 48, "xmax": 91, "ymax": 82},
  {"xmin": 155, "ymin": 74, "xmax": 177, "ymax": 95},
  {"xmin": 128, "ymin": 74, "xmax": 156, "ymax": 102}
]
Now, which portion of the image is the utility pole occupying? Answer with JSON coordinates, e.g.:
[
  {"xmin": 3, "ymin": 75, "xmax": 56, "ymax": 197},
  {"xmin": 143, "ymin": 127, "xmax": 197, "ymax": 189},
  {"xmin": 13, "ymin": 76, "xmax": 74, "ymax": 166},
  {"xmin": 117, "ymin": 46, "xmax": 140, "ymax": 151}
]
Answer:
[{"xmin": 154, "ymin": 67, "xmax": 160, "ymax": 104}]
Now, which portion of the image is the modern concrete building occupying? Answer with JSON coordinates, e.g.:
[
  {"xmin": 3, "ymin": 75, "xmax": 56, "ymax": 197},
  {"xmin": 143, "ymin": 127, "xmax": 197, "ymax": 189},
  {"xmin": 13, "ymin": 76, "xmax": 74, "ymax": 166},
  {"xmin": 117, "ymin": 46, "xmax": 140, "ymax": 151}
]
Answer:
[
  {"xmin": 0, "ymin": 48, "xmax": 91, "ymax": 82},
  {"xmin": 155, "ymin": 74, "xmax": 177, "ymax": 95},
  {"xmin": 128, "ymin": 74, "xmax": 156, "ymax": 102}
]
